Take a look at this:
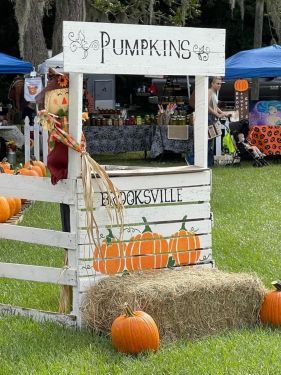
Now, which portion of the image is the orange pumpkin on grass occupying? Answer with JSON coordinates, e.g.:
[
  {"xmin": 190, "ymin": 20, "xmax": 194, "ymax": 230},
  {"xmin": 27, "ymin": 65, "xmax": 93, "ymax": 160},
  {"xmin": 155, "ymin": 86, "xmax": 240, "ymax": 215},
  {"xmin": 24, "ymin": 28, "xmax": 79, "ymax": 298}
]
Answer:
[
  {"xmin": 169, "ymin": 215, "xmax": 201, "ymax": 266},
  {"xmin": 125, "ymin": 217, "xmax": 169, "ymax": 271},
  {"xmin": 260, "ymin": 281, "xmax": 281, "ymax": 326},
  {"xmin": 0, "ymin": 196, "xmax": 11, "ymax": 222},
  {"xmin": 92, "ymin": 229, "xmax": 125, "ymax": 274},
  {"xmin": 111, "ymin": 303, "xmax": 160, "ymax": 354},
  {"xmin": 13, "ymin": 197, "xmax": 22, "ymax": 215}
]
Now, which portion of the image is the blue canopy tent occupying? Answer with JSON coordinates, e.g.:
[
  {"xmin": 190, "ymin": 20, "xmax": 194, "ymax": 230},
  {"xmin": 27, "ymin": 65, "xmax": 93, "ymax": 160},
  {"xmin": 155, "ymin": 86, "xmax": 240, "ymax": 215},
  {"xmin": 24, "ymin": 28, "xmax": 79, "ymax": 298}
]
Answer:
[
  {"xmin": 0, "ymin": 52, "xmax": 32, "ymax": 74},
  {"xmin": 225, "ymin": 45, "xmax": 281, "ymax": 79}
]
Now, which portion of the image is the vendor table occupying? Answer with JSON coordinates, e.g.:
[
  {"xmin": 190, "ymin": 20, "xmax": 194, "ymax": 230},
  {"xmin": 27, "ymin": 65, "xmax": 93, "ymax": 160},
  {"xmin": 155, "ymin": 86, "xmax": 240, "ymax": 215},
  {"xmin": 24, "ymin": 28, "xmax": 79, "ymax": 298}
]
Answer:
[
  {"xmin": 83, "ymin": 124, "xmax": 154, "ymax": 155},
  {"xmin": 249, "ymin": 125, "xmax": 281, "ymax": 156},
  {"xmin": 150, "ymin": 125, "xmax": 191, "ymax": 159}
]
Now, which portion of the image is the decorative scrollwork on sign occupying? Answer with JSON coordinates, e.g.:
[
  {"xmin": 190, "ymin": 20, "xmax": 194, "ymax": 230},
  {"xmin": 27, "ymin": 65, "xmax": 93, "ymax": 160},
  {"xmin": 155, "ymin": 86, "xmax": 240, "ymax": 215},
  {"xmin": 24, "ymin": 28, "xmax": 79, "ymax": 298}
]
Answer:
[
  {"xmin": 198, "ymin": 254, "xmax": 212, "ymax": 262},
  {"xmin": 193, "ymin": 45, "xmax": 210, "ymax": 61},
  {"xmin": 68, "ymin": 30, "xmax": 99, "ymax": 59}
]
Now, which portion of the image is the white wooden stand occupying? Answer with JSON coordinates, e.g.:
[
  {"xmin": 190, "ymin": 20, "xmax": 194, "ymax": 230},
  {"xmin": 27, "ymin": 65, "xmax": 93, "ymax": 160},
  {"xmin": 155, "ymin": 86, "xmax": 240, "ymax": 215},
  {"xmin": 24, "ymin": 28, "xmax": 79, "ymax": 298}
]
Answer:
[{"xmin": 0, "ymin": 22, "xmax": 225, "ymax": 326}]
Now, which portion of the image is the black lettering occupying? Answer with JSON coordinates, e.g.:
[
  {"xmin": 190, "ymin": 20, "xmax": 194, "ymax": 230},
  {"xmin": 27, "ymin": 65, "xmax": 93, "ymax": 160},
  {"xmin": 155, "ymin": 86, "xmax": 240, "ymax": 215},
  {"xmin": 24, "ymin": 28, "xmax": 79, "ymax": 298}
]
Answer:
[
  {"xmin": 169, "ymin": 40, "xmax": 180, "ymax": 58},
  {"xmin": 113, "ymin": 39, "xmax": 124, "ymax": 55},
  {"xmin": 127, "ymin": 191, "xmax": 135, "ymax": 205},
  {"xmin": 151, "ymin": 189, "xmax": 159, "ymax": 203},
  {"xmin": 177, "ymin": 188, "xmax": 183, "ymax": 202},
  {"xmin": 101, "ymin": 192, "xmax": 109, "ymax": 206},
  {"xmin": 125, "ymin": 40, "xmax": 139, "ymax": 56},
  {"xmin": 134, "ymin": 190, "xmax": 143, "ymax": 204},
  {"xmin": 150, "ymin": 40, "xmax": 161, "ymax": 56},
  {"xmin": 141, "ymin": 39, "xmax": 148, "ymax": 55},
  {"xmin": 163, "ymin": 40, "xmax": 167, "ymax": 57},
  {"xmin": 143, "ymin": 189, "xmax": 152, "ymax": 204},
  {"xmin": 181, "ymin": 40, "xmax": 191, "ymax": 59},
  {"xmin": 100, "ymin": 31, "xmax": 110, "ymax": 63},
  {"xmin": 121, "ymin": 191, "xmax": 127, "ymax": 205},
  {"xmin": 170, "ymin": 188, "xmax": 177, "ymax": 203}
]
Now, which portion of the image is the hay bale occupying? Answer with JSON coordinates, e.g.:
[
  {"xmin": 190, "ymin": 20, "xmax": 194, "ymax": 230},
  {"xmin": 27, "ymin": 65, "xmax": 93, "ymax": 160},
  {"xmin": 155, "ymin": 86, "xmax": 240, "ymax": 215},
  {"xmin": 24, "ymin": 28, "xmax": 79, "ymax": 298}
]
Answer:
[{"xmin": 81, "ymin": 268, "xmax": 266, "ymax": 341}]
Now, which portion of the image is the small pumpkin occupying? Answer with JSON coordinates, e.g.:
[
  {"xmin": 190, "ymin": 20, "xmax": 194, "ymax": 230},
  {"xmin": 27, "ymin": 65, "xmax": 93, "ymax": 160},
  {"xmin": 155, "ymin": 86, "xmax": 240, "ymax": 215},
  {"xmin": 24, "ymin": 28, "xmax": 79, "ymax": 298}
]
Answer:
[
  {"xmin": 13, "ymin": 197, "xmax": 22, "ymax": 215},
  {"xmin": 111, "ymin": 303, "xmax": 160, "ymax": 354},
  {"xmin": 125, "ymin": 217, "xmax": 169, "ymax": 271},
  {"xmin": 0, "ymin": 196, "xmax": 11, "ymax": 222},
  {"xmin": 169, "ymin": 215, "xmax": 201, "ymax": 266},
  {"xmin": 234, "ymin": 79, "xmax": 249, "ymax": 92},
  {"xmin": 92, "ymin": 229, "xmax": 125, "ymax": 274},
  {"xmin": 6, "ymin": 197, "xmax": 17, "ymax": 217},
  {"xmin": 32, "ymin": 160, "xmax": 47, "ymax": 177},
  {"xmin": 17, "ymin": 167, "xmax": 40, "ymax": 177},
  {"xmin": 260, "ymin": 281, "xmax": 281, "ymax": 325}
]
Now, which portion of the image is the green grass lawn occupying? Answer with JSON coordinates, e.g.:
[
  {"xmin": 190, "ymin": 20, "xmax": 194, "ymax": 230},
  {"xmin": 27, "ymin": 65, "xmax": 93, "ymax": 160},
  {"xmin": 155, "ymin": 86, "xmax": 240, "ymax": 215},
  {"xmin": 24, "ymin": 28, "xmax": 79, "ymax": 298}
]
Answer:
[{"xmin": 1, "ymin": 157, "xmax": 281, "ymax": 374}]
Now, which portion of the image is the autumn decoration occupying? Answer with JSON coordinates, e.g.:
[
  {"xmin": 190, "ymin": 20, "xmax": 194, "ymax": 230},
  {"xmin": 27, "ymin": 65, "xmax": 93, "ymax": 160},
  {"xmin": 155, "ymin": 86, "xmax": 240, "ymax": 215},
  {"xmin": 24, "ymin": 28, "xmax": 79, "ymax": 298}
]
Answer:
[
  {"xmin": 234, "ymin": 79, "xmax": 249, "ymax": 92},
  {"xmin": 260, "ymin": 281, "xmax": 281, "ymax": 326},
  {"xmin": 111, "ymin": 303, "xmax": 160, "ymax": 354},
  {"xmin": 125, "ymin": 217, "xmax": 169, "ymax": 271},
  {"xmin": 169, "ymin": 215, "xmax": 201, "ymax": 266},
  {"xmin": 92, "ymin": 229, "xmax": 126, "ymax": 274}
]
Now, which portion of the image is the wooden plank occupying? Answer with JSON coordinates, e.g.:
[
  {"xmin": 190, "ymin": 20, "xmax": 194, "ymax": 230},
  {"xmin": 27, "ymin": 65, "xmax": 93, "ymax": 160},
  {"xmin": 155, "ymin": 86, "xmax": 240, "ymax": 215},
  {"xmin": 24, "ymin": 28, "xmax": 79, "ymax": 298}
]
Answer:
[
  {"xmin": 78, "ymin": 233, "xmax": 211, "ymax": 260},
  {"xmin": 76, "ymin": 170, "xmax": 211, "ymax": 193},
  {"xmin": 78, "ymin": 258, "xmax": 214, "ymax": 291},
  {"xmin": 68, "ymin": 72, "xmax": 83, "ymax": 179},
  {"xmin": 63, "ymin": 22, "xmax": 225, "ymax": 76},
  {"xmin": 77, "ymin": 185, "xmax": 211, "ymax": 209},
  {"xmin": 5, "ymin": 200, "xmax": 33, "ymax": 225},
  {"xmin": 78, "ymin": 202, "xmax": 211, "ymax": 229},
  {"xmin": 0, "ymin": 174, "xmax": 76, "ymax": 204},
  {"xmin": 0, "ymin": 304, "xmax": 77, "ymax": 327},
  {"xmin": 78, "ymin": 219, "xmax": 212, "ymax": 249},
  {"xmin": 0, "ymin": 263, "xmax": 77, "ymax": 286},
  {"xmin": 194, "ymin": 76, "xmax": 209, "ymax": 168},
  {"xmin": 0, "ymin": 224, "xmax": 76, "ymax": 249}
]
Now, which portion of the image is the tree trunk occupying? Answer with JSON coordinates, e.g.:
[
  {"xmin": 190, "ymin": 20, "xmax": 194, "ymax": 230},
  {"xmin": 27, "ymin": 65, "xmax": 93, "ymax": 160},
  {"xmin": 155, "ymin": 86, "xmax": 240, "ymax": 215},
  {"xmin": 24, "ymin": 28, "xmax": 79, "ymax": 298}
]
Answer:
[
  {"xmin": 13, "ymin": 0, "xmax": 48, "ymax": 67},
  {"xmin": 252, "ymin": 0, "xmax": 264, "ymax": 100},
  {"xmin": 52, "ymin": 0, "xmax": 86, "ymax": 56}
]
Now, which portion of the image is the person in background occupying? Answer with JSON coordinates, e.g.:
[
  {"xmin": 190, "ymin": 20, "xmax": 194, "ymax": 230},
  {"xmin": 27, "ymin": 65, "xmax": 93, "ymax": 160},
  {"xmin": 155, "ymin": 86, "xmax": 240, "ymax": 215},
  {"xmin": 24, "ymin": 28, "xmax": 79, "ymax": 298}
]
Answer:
[
  {"xmin": 186, "ymin": 76, "xmax": 227, "ymax": 166},
  {"xmin": 207, "ymin": 76, "xmax": 228, "ymax": 167}
]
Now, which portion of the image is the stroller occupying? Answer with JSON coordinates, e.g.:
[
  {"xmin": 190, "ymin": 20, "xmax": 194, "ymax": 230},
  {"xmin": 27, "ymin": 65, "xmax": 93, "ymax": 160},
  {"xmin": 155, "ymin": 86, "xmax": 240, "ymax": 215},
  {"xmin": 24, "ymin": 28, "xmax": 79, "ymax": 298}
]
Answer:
[{"xmin": 226, "ymin": 119, "xmax": 269, "ymax": 167}]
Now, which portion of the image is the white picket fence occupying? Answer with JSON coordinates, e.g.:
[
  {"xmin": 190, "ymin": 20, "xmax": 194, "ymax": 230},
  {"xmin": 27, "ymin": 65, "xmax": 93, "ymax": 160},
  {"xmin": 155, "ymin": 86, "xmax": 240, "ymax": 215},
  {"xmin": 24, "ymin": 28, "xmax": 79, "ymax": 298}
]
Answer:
[{"xmin": 24, "ymin": 116, "xmax": 48, "ymax": 165}]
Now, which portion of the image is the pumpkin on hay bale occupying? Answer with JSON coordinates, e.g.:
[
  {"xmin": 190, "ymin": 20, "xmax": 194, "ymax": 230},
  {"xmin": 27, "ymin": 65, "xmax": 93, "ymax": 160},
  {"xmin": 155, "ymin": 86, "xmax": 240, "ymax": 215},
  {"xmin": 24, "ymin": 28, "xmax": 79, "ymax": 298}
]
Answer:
[{"xmin": 81, "ymin": 268, "xmax": 266, "ymax": 341}]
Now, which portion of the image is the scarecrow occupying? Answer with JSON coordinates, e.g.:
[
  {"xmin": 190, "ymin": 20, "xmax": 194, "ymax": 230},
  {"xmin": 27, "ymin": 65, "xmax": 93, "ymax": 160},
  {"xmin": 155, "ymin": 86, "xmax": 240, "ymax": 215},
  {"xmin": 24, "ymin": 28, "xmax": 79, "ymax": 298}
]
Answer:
[{"xmin": 36, "ymin": 68, "xmax": 123, "ymax": 313}]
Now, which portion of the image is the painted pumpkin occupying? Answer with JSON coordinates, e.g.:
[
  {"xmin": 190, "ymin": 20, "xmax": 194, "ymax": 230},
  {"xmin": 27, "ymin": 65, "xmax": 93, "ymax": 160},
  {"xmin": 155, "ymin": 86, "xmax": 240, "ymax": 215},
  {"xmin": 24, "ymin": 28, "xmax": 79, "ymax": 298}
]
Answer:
[
  {"xmin": 234, "ymin": 79, "xmax": 249, "ymax": 92},
  {"xmin": 260, "ymin": 281, "xmax": 281, "ymax": 325},
  {"xmin": 169, "ymin": 215, "xmax": 201, "ymax": 266},
  {"xmin": 111, "ymin": 303, "xmax": 160, "ymax": 354},
  {"xmin": 92, "ymin": 229, "xmax": 125, "ymax": 274},
  {"xmin": 0, "ymin": 196, "xmax": 11, "ymax": 222},
  {"xmin": 125, "ymin": 217, "xmax": 169, "ymax": 271}
]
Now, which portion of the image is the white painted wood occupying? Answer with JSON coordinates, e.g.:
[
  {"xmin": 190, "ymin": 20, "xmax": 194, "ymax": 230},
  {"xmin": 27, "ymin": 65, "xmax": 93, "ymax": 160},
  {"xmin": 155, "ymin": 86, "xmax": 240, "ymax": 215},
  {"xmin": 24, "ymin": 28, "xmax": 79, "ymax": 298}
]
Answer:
[
  {"xmin": 194, "ymin": 76, "xmax": 209, "ymax": 168},
  {"xmin": 0, "ymin": 174, "xmax": 76, "ymax": 204},
  {"xmin": 0, "ymin": 224, "xmax": 76, "ymax": 249},
  {"xmin": 33, "ymin": 120, "xmax": 40, "ymax": 161},
  {"xmin": 0, "ymin": 263, "xmax": 77, "ymax": 286},
  {"xmin": 24, "ymin": 116, "xmax": 31, "ymax": 164},
  {"xmin": 78, "ymin": 219, "xmax": 211, "ymax": 255},
  {"xmin": 76, "ymin": 169, "xmax": 211, "ymax": 193},
  {"xmin": 68, "ymin": 202, "xmax": 81, "ymax": 322},
  {"xmin": 78, "ymin": 202, "xmax": 210, "ymax": 229},
  {"xmin": 0, "ymin": 304, "xmax": 77, "ymax": 327},
  {"xmin": 78, "ymin": 260, "xmax": 215, "ymax": 293},
  {"xmin": 42, "ymin": 128, "xmax": 48, "ymax": 165},
  {"xmin": 63, "ymin": 22, "xmax": 225, "ymax": 76},
  {"xmin": 77, "ymin": 185, "xmax": 210, "ymax": 209},
  {"xmin": 68, "ymin": 73, "xmax": 83, "ymax": 179}
]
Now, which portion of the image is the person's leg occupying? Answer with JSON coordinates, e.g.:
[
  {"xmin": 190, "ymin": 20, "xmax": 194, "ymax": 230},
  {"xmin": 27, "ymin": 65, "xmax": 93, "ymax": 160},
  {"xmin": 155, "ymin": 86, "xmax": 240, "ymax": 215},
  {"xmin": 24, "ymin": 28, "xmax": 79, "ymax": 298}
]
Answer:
[{"xmin": 208, "ymin": 139, "xmax": 214, "ymax": 167}]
